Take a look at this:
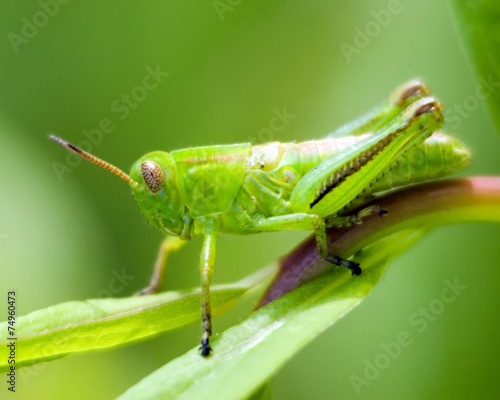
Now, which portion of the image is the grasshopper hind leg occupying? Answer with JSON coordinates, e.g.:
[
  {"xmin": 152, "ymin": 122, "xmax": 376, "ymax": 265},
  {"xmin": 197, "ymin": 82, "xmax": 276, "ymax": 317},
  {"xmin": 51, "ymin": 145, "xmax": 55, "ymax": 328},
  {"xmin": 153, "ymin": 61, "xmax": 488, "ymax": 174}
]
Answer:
[{"xmin": 326, "ymin": 204, "xmax": 388, "ymax": 228}]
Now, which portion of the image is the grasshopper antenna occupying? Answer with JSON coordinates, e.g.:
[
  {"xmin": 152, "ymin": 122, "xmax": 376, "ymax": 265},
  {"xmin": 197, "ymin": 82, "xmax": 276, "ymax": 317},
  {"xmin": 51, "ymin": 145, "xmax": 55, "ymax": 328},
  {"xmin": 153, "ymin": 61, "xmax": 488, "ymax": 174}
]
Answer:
[{"xmin": 49, "ymin": 135, "xmax": 137, "ymax": 186}]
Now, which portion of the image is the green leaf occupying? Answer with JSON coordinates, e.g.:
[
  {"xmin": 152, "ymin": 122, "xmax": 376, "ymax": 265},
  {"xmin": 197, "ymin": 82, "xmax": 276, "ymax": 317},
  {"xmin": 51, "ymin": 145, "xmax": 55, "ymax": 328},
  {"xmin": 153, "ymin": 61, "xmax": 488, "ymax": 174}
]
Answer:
[
  {"xmin": 4, "ymin": 178, "xmax": 499, "ymax": 396},
  {"xmin": 246, "ymin": 382, "xmax": 272, "ymax": 400},
  {"xmin": 0, "ymin": 267, "xmax": 273, "ymax": 372},
  {"xmin": 117, "ymin": 229, "xmax": 425, "ymax": 400},
  {"xmin": 448, "ymin": 0, "xmax": 500, "ymax": 132}
]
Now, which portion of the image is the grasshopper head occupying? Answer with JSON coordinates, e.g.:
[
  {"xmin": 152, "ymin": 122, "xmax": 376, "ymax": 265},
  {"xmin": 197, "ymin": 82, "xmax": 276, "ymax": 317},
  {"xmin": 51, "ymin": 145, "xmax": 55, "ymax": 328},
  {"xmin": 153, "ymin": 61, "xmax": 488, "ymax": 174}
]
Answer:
[
  {"xmin": 49, "ymin": 136, "xmax": 189, "ymax": 238},
  {"xmin": 130, "ymin": 152, "xmax": 189, "ymax": 237}
]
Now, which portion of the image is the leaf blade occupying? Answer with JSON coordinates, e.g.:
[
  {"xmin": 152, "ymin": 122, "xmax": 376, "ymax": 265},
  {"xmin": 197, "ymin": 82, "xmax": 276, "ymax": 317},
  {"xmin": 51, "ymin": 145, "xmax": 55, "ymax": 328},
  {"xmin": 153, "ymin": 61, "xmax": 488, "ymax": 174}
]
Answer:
[
  {"xmin": 448, "ymin": 0, "xmax": 500, "ymax": 133},
  {"xmin": 0, "ymin": 268, "xmax": 272, "ymax": 372},
  {"xmin": 117, "ymin": 229, "xmax": 424, "ymax": 400}
]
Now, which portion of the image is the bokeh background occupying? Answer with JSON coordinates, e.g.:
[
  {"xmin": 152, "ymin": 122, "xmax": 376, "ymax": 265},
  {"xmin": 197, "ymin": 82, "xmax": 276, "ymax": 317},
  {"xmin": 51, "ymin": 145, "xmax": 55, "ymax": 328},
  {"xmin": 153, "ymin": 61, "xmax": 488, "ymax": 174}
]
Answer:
[{"xmin": 1, "ymin": 1, "xmax": 500, "ymax": 399}]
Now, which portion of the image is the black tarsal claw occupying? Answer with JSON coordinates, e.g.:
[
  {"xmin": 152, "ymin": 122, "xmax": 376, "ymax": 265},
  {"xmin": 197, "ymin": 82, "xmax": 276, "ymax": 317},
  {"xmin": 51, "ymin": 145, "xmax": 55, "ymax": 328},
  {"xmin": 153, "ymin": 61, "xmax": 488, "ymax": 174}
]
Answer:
[
  {"xmin": 199, "ymin": 339, "xmax": 212, "ymax": 357},
  {"xmin": 378, "ymin": 207, "xmax": 388, "ymax": 217},
  {"xmin": 347, "ymin": 262, "xmax": 362, "ymax": 276},
  {"xmin": 325, "ymin": 255, "xmax": 362, "ymax": 276}
]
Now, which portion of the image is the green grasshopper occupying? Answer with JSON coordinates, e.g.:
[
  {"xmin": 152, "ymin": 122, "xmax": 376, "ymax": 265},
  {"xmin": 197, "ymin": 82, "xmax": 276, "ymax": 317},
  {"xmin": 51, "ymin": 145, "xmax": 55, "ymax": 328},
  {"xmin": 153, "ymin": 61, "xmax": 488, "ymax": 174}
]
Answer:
[{"xmin": 50, "ymin": 81, "xmax": 470, "ymax": 356}]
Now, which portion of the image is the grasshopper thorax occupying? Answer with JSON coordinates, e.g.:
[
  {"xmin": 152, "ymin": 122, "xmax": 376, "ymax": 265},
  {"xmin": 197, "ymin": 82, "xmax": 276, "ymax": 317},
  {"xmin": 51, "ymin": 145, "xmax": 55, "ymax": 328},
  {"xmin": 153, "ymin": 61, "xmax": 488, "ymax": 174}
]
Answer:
[{"xmin": 130, "ymin": 152, "xmax": 191, "ymax": 238}]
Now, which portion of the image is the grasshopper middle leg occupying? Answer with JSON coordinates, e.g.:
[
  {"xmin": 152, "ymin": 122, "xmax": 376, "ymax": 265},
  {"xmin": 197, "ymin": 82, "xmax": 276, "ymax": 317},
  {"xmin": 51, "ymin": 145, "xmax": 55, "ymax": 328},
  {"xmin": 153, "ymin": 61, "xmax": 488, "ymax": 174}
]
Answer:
[{"xmin": 256, "ymin": 214, "xmax": 361, "ymax": 275}]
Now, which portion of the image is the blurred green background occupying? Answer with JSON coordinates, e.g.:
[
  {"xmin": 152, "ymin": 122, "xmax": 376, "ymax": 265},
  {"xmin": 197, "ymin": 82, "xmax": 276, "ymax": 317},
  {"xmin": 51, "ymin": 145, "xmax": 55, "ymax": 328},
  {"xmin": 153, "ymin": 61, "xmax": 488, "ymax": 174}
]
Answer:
[{"xmin": 1, "ymin": 1, "xmax": 500, "ymax": 399}]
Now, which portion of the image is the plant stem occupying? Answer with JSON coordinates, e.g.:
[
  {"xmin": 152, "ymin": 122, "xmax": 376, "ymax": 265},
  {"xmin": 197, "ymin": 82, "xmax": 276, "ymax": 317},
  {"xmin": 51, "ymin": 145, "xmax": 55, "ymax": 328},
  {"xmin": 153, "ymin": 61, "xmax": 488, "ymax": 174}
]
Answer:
[{"xmin": 258, "ymin": 177, "xmax": 500, "ymax": 307}]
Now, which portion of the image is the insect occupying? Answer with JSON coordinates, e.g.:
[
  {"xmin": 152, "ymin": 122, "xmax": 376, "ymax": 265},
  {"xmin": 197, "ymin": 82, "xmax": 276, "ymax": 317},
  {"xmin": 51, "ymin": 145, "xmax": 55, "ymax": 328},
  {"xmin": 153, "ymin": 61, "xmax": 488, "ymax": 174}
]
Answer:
[{"xmin": 50, "ymin": 80, "xmax": 470, "ymax": 356}]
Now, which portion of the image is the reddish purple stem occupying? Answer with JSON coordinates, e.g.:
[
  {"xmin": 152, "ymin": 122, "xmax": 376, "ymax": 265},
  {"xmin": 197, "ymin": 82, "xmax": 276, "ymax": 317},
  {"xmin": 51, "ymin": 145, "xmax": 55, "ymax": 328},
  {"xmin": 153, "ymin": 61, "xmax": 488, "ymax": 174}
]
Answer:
[{"xmin": 257, "ymin": 177, "xmax": 500, "ymax": 308}]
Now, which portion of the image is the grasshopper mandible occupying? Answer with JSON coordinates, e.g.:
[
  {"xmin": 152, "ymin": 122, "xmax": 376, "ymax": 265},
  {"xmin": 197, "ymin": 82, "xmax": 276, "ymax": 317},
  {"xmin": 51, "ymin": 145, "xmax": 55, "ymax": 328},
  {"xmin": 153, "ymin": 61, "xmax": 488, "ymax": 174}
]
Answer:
[{"xmin": 50, "ymin": 80, "xmax": 470, "ymax": 356}]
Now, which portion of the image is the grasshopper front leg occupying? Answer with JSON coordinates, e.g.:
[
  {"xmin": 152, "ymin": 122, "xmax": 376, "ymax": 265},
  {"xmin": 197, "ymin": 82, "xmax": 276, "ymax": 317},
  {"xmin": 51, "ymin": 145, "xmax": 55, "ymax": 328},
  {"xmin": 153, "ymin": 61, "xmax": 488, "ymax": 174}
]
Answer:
[{"xmin": 136, "ymin": 236, "xmax": 186, "ymax": 295}]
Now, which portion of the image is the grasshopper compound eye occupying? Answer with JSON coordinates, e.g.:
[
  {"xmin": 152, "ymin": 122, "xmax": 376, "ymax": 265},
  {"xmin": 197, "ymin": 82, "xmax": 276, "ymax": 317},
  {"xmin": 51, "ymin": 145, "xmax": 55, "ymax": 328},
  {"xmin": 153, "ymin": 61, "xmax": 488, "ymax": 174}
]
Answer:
[{"xmin": 141, "ymin": 161, "xmax": 164, "ymax": 193}]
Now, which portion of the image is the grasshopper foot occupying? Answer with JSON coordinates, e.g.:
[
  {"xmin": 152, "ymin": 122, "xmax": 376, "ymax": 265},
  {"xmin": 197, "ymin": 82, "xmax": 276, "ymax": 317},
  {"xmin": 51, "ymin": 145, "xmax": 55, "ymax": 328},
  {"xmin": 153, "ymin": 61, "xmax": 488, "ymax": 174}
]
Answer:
[
  {"xmin": 199, "ymin": 338, "xmax": 212, "ymax": 357},
  {"xmin": 356, "ymin": 205, "xmax": 387, "ymax": 222},
  {"xmin": 325, "ymin": 255, "xmax": 362, "ymax": 276},
  {"xmin": 134, "ymin": 286, "xmax": 157, "ymax": 296}
]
